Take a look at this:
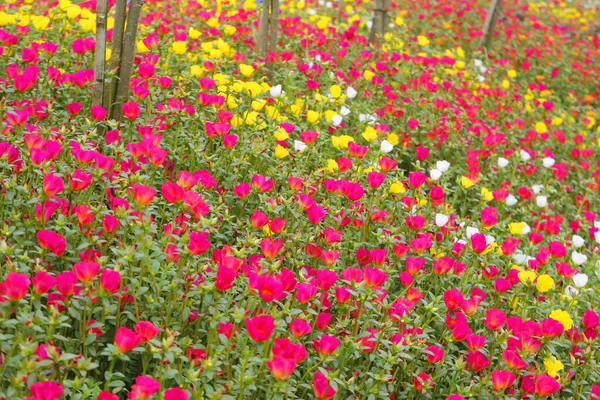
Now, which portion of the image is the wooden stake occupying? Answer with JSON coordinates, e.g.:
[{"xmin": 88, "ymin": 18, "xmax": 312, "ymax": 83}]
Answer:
[
  {"xmin": 369, "ymin": 0, "xmax": 389, "ymax": 45},
  {"xmin": 257, "ymin": 0, "xmax": 270, "ymax": 58},
  {"xmin": 113, "ymin": 0, "xmax": 143, "ymax": 121},
  {"xmin": 480, "ymin": 0, "xmax": 501, "ymax": 53},
  {"xmin": 104, "ymin": 0, "xmax": 127, "ymax": 114},
  {"xmin": 268, "ymin": 0, "xmax": 279, "ymax": 56},
  {"xmin": 92, "ymin": 0, "xmax": 108, "ymax": 106}
]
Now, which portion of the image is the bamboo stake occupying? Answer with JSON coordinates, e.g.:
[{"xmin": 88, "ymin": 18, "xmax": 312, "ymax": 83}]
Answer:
[
  {"xmin": 104, "ymin": 0, "xmax": 127, "ymax": 114},
  {"xmin": 92, "ymin": 0, "xmax": 108, "ymax": 106},
  {"xmin": 480, "ymin": 0, "xmax": 501, "ymax": 53},
  {"xmin": 113, "ymin": 0, "xmax": 143, "ymax": 121}
]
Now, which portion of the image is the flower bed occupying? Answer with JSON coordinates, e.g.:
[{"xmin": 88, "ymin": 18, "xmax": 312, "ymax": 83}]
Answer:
[{"xmin": 0, "ymin": 0, "xmax": 599, "ymax": 399}]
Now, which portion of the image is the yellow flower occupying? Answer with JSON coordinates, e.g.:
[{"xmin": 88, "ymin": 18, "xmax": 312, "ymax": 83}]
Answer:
[
  {"xmin": 32, "ymin": 15, "xmax": 50, "ymax": 30},
  {"xmin": 417, "ymin": 35, "xmax": 430, "ymax": 46},
  {"xmin": 306, "ymin": 110, "xmax": 320, "ymax": 124},
  {"xmin": 362, "ymin": 127, "xmax": 378, "ymax": 142},
  {"xmin": 552, "ymin": 117, "xmax": 563, "ymax": 126},
  {"xmin": 549, "ymin": 310, "xmax": 573, "ymax": 330},
  {"xmin": 190, "ymin": 65, "xmax": 204, "ymax": 77},
  {"xmin": 251, "ymin": 99, "xmax": 266, "ymax": 111},
  {"xmin": 509, "ymin": 222, "xmax": 526, "ymax": 235},
  {"xmin": 137, "ymin": 40, "xmax": 149, "ymax": 53},
  {"xmin": 273, "ymin": 128, "xmax": 289, "ymax": 141},
  {"xmin": 275, "ymin": 145, "xmax": 289, "ymax": 159},
  {"xmin": 171, "ymin": 41, "xmax": 187, "ymax": 55},
  {"xmin": 327, "ymin": 159, "xmax": 339, "ymax": 172},
  {"xmin": 502, "ymin": 79, "xmax": 510, "ymax": 89},
  {"xmin": 535, "ymin": 122, "xmax": 548, "ymax": 134},
  {"xmin": 508, "ymin": 69, "xmax": 517, "ymax": 78},
  {"xmin": 239, "ymin": 64, "xmax": 254, "ymax": 78},
  {"xmin": 363, "ymin": 70, "xmax": 375, "ymax": 81},
  {"xmin": 223, "ymin": 25, "xmax": 236, "ymax": 36},
  {"xmin": 189, "ymin": 27, "xmax": 202, "ymax": 39},
  {"xmin": 518, "ymin": 270, "xmax": 537, "ymax": 285},
  {"xmin": 207, "ymin": 17, "xmax": 218, "ymax": 28},
  {"xmin": 461, "ymin": 176, "xmax": 475, "ymax": 189},
  {"xmin": 480, "ymin": 188, "xmax": 493, "ymax": 202},
  {"xmin": 330, "ymin": 85, "xmax": 342, "ymax": 99},
  {"xmin": 544, "ymin": 356, "xmax": 564, "ymax": 378},
  {"xmin": 105, "ymin": 48, "xmax": 111, "ymax": 61},
  {"xmin": 389, "ymin": 182, "xmax": 406, "ymax": 194},
  {"xmin": 536, "ymin": 274, "xmax": 554, "ymax": 292},
  {"xmin": 387, "ymin": 133, "xmax": 399, "ymax": 146}
]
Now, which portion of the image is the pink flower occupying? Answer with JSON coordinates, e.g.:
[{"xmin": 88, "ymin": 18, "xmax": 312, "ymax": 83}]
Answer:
[
  {"xmin": 29, "ymin": 381, "xmax": 63, "ymax": 400},
  {"xmin": 135, "ymin": 321, "xmax": 160, "ymax": 343},
  {"xmin": 245, "ymin": 314, "xmax": 275, "ymax": 342},
  {"xmin": 37, "ymin": 230, "xmax": 67, "ymax": 256},
  {"xmin": 0, "ymin": 272, "xmax": 30, "ymax": 300},
  {"xmin": 115, "ymin": 327, "xmax": 142, "ymax": 353}
]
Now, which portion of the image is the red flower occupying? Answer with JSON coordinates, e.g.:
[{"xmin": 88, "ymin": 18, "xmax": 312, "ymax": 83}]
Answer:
[
  {"xmin": 0, "ymin": 272, "xmax": 31, "ymax": 300},
  {"xmin": 363, "ymin": 267, "xmax": 387, "ymax": 287},
  {"xmin": 491, "ymin": 370, "xmax": 516, "ymax": 391},
  {"xmin": 312, "ymin": 334, "xmax": 340, "ymax": 356},
  {"xmin": 484, "ymin": 308, "xmax": 506, "ymax": 330},
  {"xmin": 100, "ymin": 269, "xmax": 121, "ymax": 293},
  {"xmin": 70, "ymin": 169, "xmax": 93, "ymax": 191},
  {"xmin": 245, "ymin": 314, "xmax": 275, "ymax": 342},
  {"xmin": 29, "ymin": 381, "xmax": 63, "ymax": 400},
  {"xmin": 407, "ymin": 171, "xmax": 427, "ymax": 188},
  {"xmin": 128, "ymin": 376, "xmax": 160, "ymax": 399},
  {"xmin": 534, "ymin": 374, "xmax": 560, "ymax": 396},
  {"xmin": 260, "ymin": 238, "xmax": 283, "ymax": 259},
  {"xmin": 43, "ymin": 173, "xmax": 64, "ymax": 197},
  {"xmin": 98, "ymin": 391, "xmax": 119, "ymax": 400},
  {"xmin": 425, "ymin": 345, "xmax": 444, "ymax": 363},
  {"xmin": 466, "ymin": 350, "xmax": 489, "ymax": 372},
  {"xmin": 188, "ymin": 232, "xmax": 210, "ymax": 256},
  {"xmin": 443, "ymin": 289, "xmax": 464, "ymax": 311},
  {"xmin": 32, "ymin": 271, "xmax": 56, "ymax": 294},
  {"xmin": 313, "ymin": 371, "xmax": 336, "ymax": 400},
  {"xmin": 135, "ymin": 321, "xmax": 160, "ymax": 343},
  {"xmin": 132, "ymin": 184, "xmax": 156, "ymax": 206},
  {"xmin": 267, "ymin": 357, "xmax": 296, "ymax": 380},
  {"xmin": 470, "ymin": 233, "xmax": 488, "ymax": 253},
  {"xmin": 290, "ymin": 318, "xmax": 313, "ymax": 338},
  {"xmin": 73, "ymin": 261, "xmax": 101, "ymax": 283},
  {"xmin": 164, "ymin": 388, "xmax": 188, "ymax": 400},
  {"xmin": 37, "ymin": 230, "xmax": 67, "ymax": 256},
  {"xmin": 115, "ymin": 327, "xmax": 142, "ymax": 353},
  {"xmin": 413, "ymin": 372, "xmax": 433, "ymax": 391},
  {"xmin": 122, "ymin": 101, "xmax": 141, "ymax": 120},
  {"xmin": 161, "ymin": 182, "xmax": 185, "ymax": 203}
]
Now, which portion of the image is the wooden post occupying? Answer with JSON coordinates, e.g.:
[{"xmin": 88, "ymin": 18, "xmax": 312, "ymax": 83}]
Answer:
[
  {"xmin": 369, "ymin": 0, "xmax": 389, "ymax": 45},
  {"xmin": 104, "ymin": 0, "xmax": 127, "ymax": 114},
  {"xmin": 92, "ymin": 0, "xmax": 108, "ymax": 106},
  {"xmin": 268, "ymin": 0, "xmax": 279, "ymax": 56},
  {"xmin": 480, "ymin": 0, "xmax": 501, "ymax": 53},
  {"xmin": 256, "ymin": 0, "xmax": 270, "ymax": 58},
  {"xmin": 112, "ymin": 0, "xmax": 143, "ymax": 121}
]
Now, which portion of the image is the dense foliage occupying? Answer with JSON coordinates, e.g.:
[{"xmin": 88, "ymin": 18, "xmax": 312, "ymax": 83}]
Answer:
[{"xmin": 1, "ymin": 0, "xmax": 599, "ymax": 399}]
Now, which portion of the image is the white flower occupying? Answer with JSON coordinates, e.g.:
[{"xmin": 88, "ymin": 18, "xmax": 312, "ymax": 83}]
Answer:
[
  {"xmin": 512, "ymin": 251, "xmax": 528, "ymax": 265},
  {"xmin": 429, "ymin": 169, "xmax": 442, "ymax": 181},
  {"xmin": 366, "ymin": 20, "xmax": 373, "ymax": 29},
  {"xmin": 325, "ymin": 1, "xmax": 332, "ymax": 7},
  {"xmin": 536, "ymin": 196, "xmax": 548, "ymax": 208},
  {"xmin": 573, "ymin": 273, "xmax": 589, "ymax": 288},
  {"xmin": 269, "ymin": 84, "xmax": 282, "ymax": 98},
  {"xmin": 477, "ymin": 75, "xmax": 485, "ymax": 82},
  {"xmin": 435, "ymin": 214, "xmax": 449, "ymax": 227},
  {"xmin": 331, "ymin": 114, "xmax": 343, "ymax": 127},
  {"xmin": 505, "ymin": 194, "xmax": 517, "ymax": 206},
  {"xmin": 571, "ymin": 251, "xmax": 588, "ymax": 265},
  {"xmin": 436, "ymin": 160, "xmax": 450, "ymax": 172},
  {"xmin": 380, "ymin": 140, "xmax": 393, "ymax": 153},
  {"xmin": 485, "ymin": 235, "xmax": 495, "ymax": 245},
  {"xmin": 572, "ymin": 235, "xmax": 585, "ymax": 247},
  {"xmin": 294, "ymin": 140, "xmax": 307, "ymax": 152},
  {"xmin": 347, "ymin": 86, "xmax": 358, "ymax": 99},
  {"xmin": 339, "ymin": 106, "xmax": 350, "ymax": 116},
  {"xmin": 520, "ymin": 150, "xmax": 531, "ymax": 161},
  {"xmin": 497, "ymin": 157, "xmax": 509, "ymax": 168},
  {"xmin": 520, "ymin": 223, "xmax": 531, "ymax": 235},
  {"xmin": 474, "ymin": 59, "xmax": 483, "ymax": 68},
  {"xmin": 466, "ymin": 227, "xmax": 479, "ymax": 239},
  {"xmin": 595, "ymin": 230, "xmax": 600, "ymax": 244},
  {"xmin": 532, "ymin": 184, "xmax": 543, "ymax": 194},
  {"xmin": 595, "ymin": 220, "xmax": 600, "ymax": 229},
  {"xmin": 564, "ymin": 285, "xmax": 579, "ymax": 297},
  {"xmin": 542, "ymin": 157, "xmax": 555, "ymax": 168}
]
